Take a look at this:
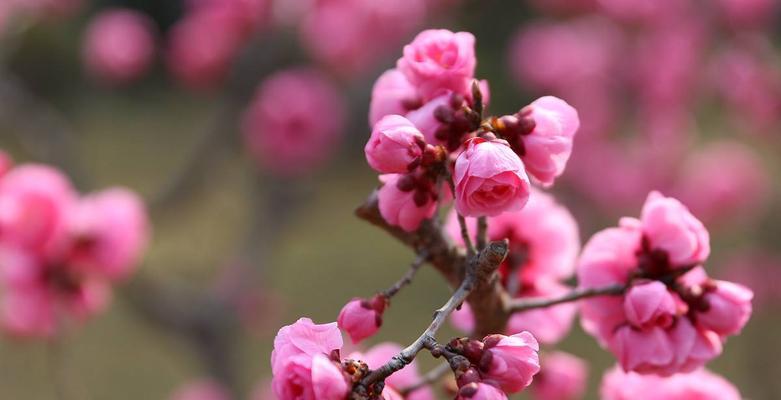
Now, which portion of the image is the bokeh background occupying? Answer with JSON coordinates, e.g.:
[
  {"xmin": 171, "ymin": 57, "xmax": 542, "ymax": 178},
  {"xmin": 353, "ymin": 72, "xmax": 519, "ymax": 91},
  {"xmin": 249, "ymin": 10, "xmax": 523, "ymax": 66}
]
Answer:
[{"xmin": 1, "ymin": 0, "xmax": 780, "ymax": 398}]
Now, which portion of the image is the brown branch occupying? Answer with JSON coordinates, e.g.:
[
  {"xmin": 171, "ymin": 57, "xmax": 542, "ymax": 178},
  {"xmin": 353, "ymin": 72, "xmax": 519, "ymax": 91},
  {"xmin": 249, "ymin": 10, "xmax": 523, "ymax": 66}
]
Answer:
[
  {"xmin": 357, "ymin": 241, "xmax": 508, "ymax": 391},
  {"xmin": 476, "ymin": 217, "xmax": 487, "ymax": 251},
  {"xmin": 508, "ymin": 283, "xmax": 626, "ymax": 313},
  {"xmin": 382, "ymin": 251, "xmax": 429, "ymax": 299}
]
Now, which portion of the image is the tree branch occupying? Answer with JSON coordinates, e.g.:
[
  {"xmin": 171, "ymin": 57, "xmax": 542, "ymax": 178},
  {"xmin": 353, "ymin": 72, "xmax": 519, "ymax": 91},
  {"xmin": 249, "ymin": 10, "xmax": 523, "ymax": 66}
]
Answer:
[
  {"xmin": 507, "ymin": 283, "xmax": 625, "ymax": 313},
  {"xmin": 382, "ymin": 251, "xmax": 429, "ymax": 299}
]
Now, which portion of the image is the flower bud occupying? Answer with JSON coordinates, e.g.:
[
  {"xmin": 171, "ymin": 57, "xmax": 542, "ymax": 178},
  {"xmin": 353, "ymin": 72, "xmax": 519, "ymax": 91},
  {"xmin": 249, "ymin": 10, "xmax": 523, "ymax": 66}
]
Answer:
[
  {"xmin": 623, "ymin": 281, "xmax": 677, "ymax": 329},
  {"xmin": 377, "ymin": 174, "xmax": 437, "ymax": 232},
  {"xmin": 696, "ymin": 280, "xmax": 753, "ymax": 336},
  {"xmin": 640, "ymin": 191, "xmax": 710, "ymax": 267},
  {"xmin": 337, "ymin": 297, "xmax": 385, "ymax": 344},
  {"xmin": 365, "ymin": 115, "xmax": 425, "ymax": 174},
  {"xmin": 482, "ymin": 332, "xmax": 540, "ymax": 394}
]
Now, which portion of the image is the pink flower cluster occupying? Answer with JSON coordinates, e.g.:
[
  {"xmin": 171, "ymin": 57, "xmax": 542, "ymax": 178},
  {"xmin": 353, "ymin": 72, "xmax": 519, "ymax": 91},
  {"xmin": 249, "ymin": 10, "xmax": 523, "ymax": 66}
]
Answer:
[
  {"xmin": 529, "ymin": 352, "xmax": 588, "ymax": 400},
  {"xmin": 0, "ymin": 156, "xmax": 149, "ymax": 337},
  {"xmin": 271, "ymin": 318, "xmax": 434, "ymax": 400},
  {"xmin": 367, "ymin": 29, "xmax": 580, "ymax": 232},
  {"xmin": 447, "ymin": 190, "xmax": 580, "ymax": 344},
  {"xmin": 600, "ymin": 365, "xmax": 742, "ymax": 400},
  {"xmin": 241, "ymin": 68, "xmax": 346, "ymax": 176},
  {"xmin": 578, "ymin": 191, "xmax": 752, "ymax": 375}
]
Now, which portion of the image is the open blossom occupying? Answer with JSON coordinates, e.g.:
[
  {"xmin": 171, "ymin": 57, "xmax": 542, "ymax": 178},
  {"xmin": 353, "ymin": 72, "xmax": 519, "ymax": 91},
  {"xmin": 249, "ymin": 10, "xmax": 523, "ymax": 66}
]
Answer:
[
  {"xmin": 530, "ymin": 352, "xmax": 587, "ymax": 400},
  {"xmin": 69, "ymin": 188, "xmax": 149, "ymax": 281},
  {"xmin": 365, "ymin": 115, "xmax": 425, "ymax": 174},
  {"xmin": 270, "ymin": 318, "xmax": 343, "ymax": 371},
  {"xmin": 369, "ymin": 69, "xmax": 422, "ymax": 127},
  {"xmin": 482, "ymin": 332, "xmax": 541, "ymax": 393},
  {"xmin": 508, "ymin": 96, "xmax": 579, "ymax": 186},
  {"xmin": 600, "ymin": 366, "xmax": 741, "ymax": 400},
  {"xmin": 456, "ymin": 382, "xmax": 508, "ymax": 400},
  {"xmin": 337, "ymin": 296, "xmax": 385, "ymax": 344},
  {"xmin": 377, "ymin": 173, "xmax": 437, "ymax": 232},
  {"xmin": 454, "ymin": 138, "xmax": 530, "ymax": 218},
  {"xmin": 578, "ymin": 191, "xmax": 751, "ymax": 375},
  {"xmin": 349, "ymin": 343, "xmax": 435, "ymax": 400},
  {"xmin": 241, "ymin": 68, "xmax": 346, "ymax": 176},
  {"xmin": 82, "ymin": 9, "xmax": 156, "ymax": 85},
  {"xmin": 398, "ymin": 29, "xmax": 477, "ymax": 99}
]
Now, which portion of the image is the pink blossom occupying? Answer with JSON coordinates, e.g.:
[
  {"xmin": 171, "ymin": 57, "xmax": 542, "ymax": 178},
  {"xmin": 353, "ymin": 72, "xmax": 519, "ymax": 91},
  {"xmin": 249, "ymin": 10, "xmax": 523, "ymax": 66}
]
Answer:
[
  {"xmin": 241, "ymin": 68, "xmax": 346, "ymax": 176},
  {"xmin": 170, "ymin": 379, "xmax": 229, "ymax": 400},
  {"xmin": 696, "ymin": 280, "xmax": 753, "ymax": 336},
  {"xmin": 0, "ymin": 164, "xmax": 77, "ymax": 257},
  {"xmin": 337, "ymin": 297, "xmax": 383, "ymax": 344},
  {"xmin": 82, "ymin": 9, "xmax": 156, "ymax": 85},
  {"xmin": 272, "ymin": 353, "xmax": 349, "ymax": 400},
  {"xmin": 456, "ymin": 382, "xmax": 508, "ymax": 400},
  {"xmin": 166, "ymin": 9, "xmax": 245, "ymax": 90},
  {"xmin": 673, "ymin": 141, "xmax": 770, "ymax": 228},
  {"xmin": 716, "ymin": 0, "xmax": 777, "ymax": 28},
  {"xmin": 405, "ymin": 92, "xmax": 454, "ymax": 145},
  {"xmin": 185, "ymin": 0, "xmax": 270, "ymax": 37},
  {"xmin": 622, "ymin": 281, "xmax": 677, "ymax": 329},
  {"xmin": 365, "ymin": 115, "xmax": 425, "ymax": 174},
  {"xmin": 482, "ymin": 331, "xmax": 540, "ymax": 393},
  {"xmin": 640, "ymin": 191, "xmax": 710, "ymax": 267},
  {"xmin": 453, "ymin": 138, "xmax": 530, "ymax": 218},
  {"xmin": 349, "ymin": 343, "xmax": 435, "ymax": 400},
  {"xmin": 530, "ymin": 352, "xmax": 587, "ymax": 400},
  {"xmin": 369, "ymin": 69, "xmax": 422, "ymax": 127},
  {"xmin": 270, "ymin": 318, "xmax": 343, "ymax": 371},
  {"xmin": 596, "ymin": 0, "xmax": 687, "ymax": 25},
  {"xmin": 377, "ymin": 174, "xmax": 437, "ymax": 232},
  {"xmin": 69, "ymin": 188, "xmax": 149, "ymax": 281},
  {"xmin": 398, "ymin": 29, "xmax": 477, "ymax": 99},
  {"xmin": 381, "ymin": 387, "xmax": 404, "ymax": 400},
  {"xmin": 600, "ymin": 366, "xmax": 741, "ymax": 400},
  {"xmin": 300, "ymin": 0, "xmax": 425, "ymax": 76},
  {"xmin": 517, "ymin": 96, "xmax": 579, "ymax": 186}
]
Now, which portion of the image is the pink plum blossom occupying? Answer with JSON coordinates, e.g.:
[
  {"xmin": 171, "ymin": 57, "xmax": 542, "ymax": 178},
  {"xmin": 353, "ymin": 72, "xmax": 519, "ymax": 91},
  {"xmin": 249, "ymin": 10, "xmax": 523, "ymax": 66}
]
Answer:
[
  {"xmin": 530, "ymin": 352, "xmax": 588, "ymax": 400},
  {"xmin": 482, "ymin": 332, "xmax": 541, "ymax": 393},
  {"xmin": 241, "ymin": 68, "xmax": 346, "ymax": 176},
  {"xmin": 456, "ymin": 382, "xmax": 508, "ymax": 400},
  {"xmin": 716, "ymin": 0, "xmax": 778, "ymax": 28},
  {"xmin": 69, "ymin": 188, "xmax": 149, "ymax": 281},
  {"xmin": 369, "ymin": 69, "xmax": 422, "ymax": 127},
  {"xmin": 600, "ymin": 366, "xmax": 741, "ymax": 400},
  {"xmin": 337, "ymin": 297, "xmax": 384, "ymax": 344},
  {"xmin": 453, "ymin": 138, "xmax": 530, "ymax": 218},
  {"xmin": 696, "ymin": 280, "xmax": 753, "ymax": 336},
  {"xmin": 365, "ymin": 115, "xmax": 425, "ymax": 174},
  {"xmin": 397, "ymin": 29, "xmax": 477, "ymax": 100},
  {"xmin": 82, "ymin": 9, "xmax": 156, "ymax": 85},
  {"xmin": 270, "ymin": 317, "xmax": 343, "ymax": 371},
  {"xmin": 640, "ymin": 191, "xmax": 710, "ymax": 267},
  {"xmin": 377, "ymin": 173, "xmax": 437, "ymax": 232},
  {"xmin": 622, "ymin": 281, "xmax": 677, "ymax": 329},
  {"xmin": 272, "ymin": 353, "xmax": 349, "ymax": 400}
]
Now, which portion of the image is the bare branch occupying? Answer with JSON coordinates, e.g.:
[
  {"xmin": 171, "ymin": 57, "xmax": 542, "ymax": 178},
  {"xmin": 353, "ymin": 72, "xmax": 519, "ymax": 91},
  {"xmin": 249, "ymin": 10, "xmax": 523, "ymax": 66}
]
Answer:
[
  {"xmin": 508, "ymin": 283, "xmax": 625, "ymax": 313},
  {"xmin": 476, "ymin": 217, "xmax": 487, "ymax": 251},
  {"xmin": 382, "ymin": 251, "xmax": 430, "ymax": 299}
]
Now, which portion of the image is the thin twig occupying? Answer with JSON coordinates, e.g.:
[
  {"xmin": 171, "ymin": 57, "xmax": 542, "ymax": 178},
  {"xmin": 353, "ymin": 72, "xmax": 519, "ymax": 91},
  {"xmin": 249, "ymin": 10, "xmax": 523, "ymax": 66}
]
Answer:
[
  {"xmin": 382, "ymin": 251, "xmax": 430, "ymax": 299},
  {"xmin": 476, "ymin": 217, "xmax": 487, "ymax": 251},
  {"xmin": 399, "ymin": 362, "xmax": 450, "ymax": 396},
  {"xmin": 446, "ymin": 177, "xmax": 475, "ymax": 256},
  {"xmin": 359, "ymin": 241, "xmax": 508, "ymax": 388},
  {"xmin": 508, "ymin": 283, "xmax": 626, "ymax": 313}
]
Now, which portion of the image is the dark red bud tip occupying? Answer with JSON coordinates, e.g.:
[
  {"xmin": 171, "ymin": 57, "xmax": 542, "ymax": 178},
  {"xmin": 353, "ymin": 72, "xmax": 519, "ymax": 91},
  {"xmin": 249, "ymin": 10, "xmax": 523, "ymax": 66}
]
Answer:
[
  {"xmin": 434, "ymin": 105, "xmax": 455, "ymax": 124},
  {"xmin": 370, "ymin": 294, "xmax": 388, "ymax": 313},
  {"xmin": 413, "ymin": 189, "xmax": 430, "ymax": 207},
  {"xmin": 482, "ymin": 334, "xmax": 503, "ymax": 349},
  {"xmin": 374, "ymin": 314, "xmax": 383, "ymax": 327},
  {"xmin": 458, "ymin": 383, "xmax": 480, "ymax": 398},
  {"xmin": 402, "ymin": 97, "xmax": 423, "ymax": 111},
  {"xmin": 479, "ymin": 350, "xmax": 494, "ymax": 372},
  {"xmin": 518, "ymin": 105, "xmax": 533, "ymax": 117},
  {"xmin": 450, "ymin": 93, "xmax": 466, "ymax": 109},
  {"xmin": 456, "ymin": 368, "xmax": 481, "ymax": 387},
  {"xmin": 463, "ymin": 339, "xmax": 485, "ymax": 364},
  {"xmin": 330, "ymin": 349, "xmax": 341, "ymax": 362},
  {"xmin": 396, "ymin": 174, "xmax": 416, "ymax": 192}
]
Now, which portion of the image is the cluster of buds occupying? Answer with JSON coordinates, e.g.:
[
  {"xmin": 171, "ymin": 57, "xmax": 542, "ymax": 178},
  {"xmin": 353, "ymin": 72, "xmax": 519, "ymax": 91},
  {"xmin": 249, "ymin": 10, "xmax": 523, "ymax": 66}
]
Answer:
[{"xmin": 443, "ymin": 332, "xmax": 540, "ymax": 399}]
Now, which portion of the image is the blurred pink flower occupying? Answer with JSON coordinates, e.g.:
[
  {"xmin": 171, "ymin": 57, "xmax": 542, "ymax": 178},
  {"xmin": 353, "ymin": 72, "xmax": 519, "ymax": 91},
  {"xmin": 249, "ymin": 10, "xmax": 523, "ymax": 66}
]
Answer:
[
  {"xmin": 0, "ymin": 150, "xmax": 12, "ymax": 178},
  {"xmin": 369, "ymin": 69, "xmax": 422, "ymax": 127},
  {"xmin": 69, "ymin": 188, "xmax": 149, "ymax": 281},
  {"xmin": 672, "ymin": 141, "xmax": 770, "ymax": 228},
  {"xmin": 241, "ymin": 68, "xmax": 346, "ymax": 176},
  {"xmin": 530, "ymin": 352, "xmax": 588, "ymax": 400},
  {"xmin": 170, "ymin": 379, "xmax": 230, "ymax": 400},
  {"xmin": 716, "ymin": 0, "xmax": 778, "ymax": 28},
  {"xmin": 600, "ymin": 366, "xmax": 741, "ymax": 400},
  {"xmin": 696, "ymin": 280, "xmax": 753, "ymax": 336},
  {"xmin": 454, "ymin": 138, "xmax": 530, "ymax": 218},
  {"xmin": 82, "ymin": 9, "xmax": 156, "ymax": 85},
  {"xmin": 640, "ymin": 191, "xmax": 710, "ymax": 267},
  {"xmin": 720, "ymin": 251, "xmax": 781, "ymax": 308},
  {"xmin": 456, "ymin": 382, "xmax": 508, "ymax": 400},
  {"xmin": 300, "ymin": 0, "xmax": 426, "ymax": 76}
]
